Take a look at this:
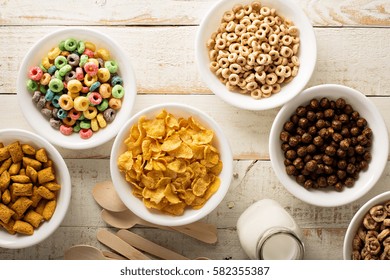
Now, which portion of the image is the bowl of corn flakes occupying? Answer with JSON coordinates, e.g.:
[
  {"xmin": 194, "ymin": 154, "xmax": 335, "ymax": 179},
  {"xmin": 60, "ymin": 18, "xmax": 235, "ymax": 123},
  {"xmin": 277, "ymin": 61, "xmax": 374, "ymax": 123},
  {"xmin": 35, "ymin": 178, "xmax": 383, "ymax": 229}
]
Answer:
[
  {"xmin": 0, "ymin": 129, "xmax": 71, "ymax": 249},
  {"xmin": 110, "ymin": 103, "xmax": 233, "ymax": 226},
  {"xmin": 195, "ymin": 0, "xmax": 316, "ymax": 110}
]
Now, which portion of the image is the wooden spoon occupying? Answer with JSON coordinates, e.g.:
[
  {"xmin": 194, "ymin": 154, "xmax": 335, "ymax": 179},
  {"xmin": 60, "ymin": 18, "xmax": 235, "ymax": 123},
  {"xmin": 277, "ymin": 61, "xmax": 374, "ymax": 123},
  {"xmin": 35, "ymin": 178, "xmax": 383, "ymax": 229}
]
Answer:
[
  {"xmin": 92, "ymin": 181, "xmax": 127, "ymax": 212},
  {"xmin": 97, "ymin": 229, "xmax": 150, "ymax": 260},
  {"xmin": 117, "ymin": 229, "xmax": 189, "ymax": 260},
  {"xmin": 102, "ymin": 250, "xmax": 127, "ymax": 260},
  {"xmin": 101, "ymin": 209, "xmax": 218, "ymax": 244},
  {"xmin": 64, "ymin": 245, "xmax": 107, "ymax": 260}
]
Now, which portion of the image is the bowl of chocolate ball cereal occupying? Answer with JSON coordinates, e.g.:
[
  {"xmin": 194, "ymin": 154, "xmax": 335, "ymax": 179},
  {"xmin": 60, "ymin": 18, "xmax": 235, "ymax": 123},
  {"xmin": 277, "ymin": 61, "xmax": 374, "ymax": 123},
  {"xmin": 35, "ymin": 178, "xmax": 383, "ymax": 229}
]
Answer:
[
  {"xmin": 16, "ymin": 27, "xmax": 137, "ymax": 149},
  {"xmin": 195, "ymin": 0, "xmax": 316, "ymax": 110},
  {"xmin": 269, "ymin": 84, "xmax": 388, "ymax": 207},
  {"xmin": 343, "ymin": 191, "xmax": 390, "ymax": 260}
]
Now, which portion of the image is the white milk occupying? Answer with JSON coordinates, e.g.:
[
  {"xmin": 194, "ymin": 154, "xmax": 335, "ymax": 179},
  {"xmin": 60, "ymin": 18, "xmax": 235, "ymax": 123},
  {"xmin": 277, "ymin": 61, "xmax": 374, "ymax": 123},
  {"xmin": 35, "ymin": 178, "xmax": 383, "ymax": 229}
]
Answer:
[{"xmin": 236, "ymin": 199, "xmax": 304, "ymax": 260}]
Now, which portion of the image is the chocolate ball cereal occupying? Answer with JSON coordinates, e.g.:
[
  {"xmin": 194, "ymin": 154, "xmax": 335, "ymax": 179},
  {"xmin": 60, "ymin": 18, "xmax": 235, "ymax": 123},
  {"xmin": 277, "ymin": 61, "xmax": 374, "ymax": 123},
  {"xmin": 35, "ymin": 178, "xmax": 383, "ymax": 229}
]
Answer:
[{"xmin": 280, "ymin": 97, "xmax": 372, "ymax": 191}]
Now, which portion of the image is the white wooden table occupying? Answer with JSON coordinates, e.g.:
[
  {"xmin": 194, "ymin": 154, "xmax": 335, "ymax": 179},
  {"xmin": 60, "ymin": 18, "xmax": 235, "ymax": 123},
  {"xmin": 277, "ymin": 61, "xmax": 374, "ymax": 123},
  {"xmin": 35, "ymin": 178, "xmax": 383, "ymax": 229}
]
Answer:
[{"xmin": 0, "ymin": 0, "xmax": 389, "ymax": 260}]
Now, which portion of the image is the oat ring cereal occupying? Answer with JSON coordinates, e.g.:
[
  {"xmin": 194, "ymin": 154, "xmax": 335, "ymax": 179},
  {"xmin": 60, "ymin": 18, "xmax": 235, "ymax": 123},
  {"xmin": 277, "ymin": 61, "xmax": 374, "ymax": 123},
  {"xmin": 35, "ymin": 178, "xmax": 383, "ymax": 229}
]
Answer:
[{"xmin": 207, "ymin": 1, "xmax": 300, "ymax": 99}]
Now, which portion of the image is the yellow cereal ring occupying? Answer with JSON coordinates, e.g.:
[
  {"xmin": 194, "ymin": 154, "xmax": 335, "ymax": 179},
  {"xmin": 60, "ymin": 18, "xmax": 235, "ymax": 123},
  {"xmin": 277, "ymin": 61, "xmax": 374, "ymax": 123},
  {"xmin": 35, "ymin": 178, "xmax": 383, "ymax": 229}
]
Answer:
[
  {"xmin": 97, "ymin": 68, "xmax": 111, "ymax": 83},
  {"xmin": 68, "ymin": 91, "xmax": 80, "ymax": 100},
  {"xmin": 83, "ymin": 106, "xmax": 98, "ymax": 120},
  {"xmin": 47, "ymin": 47, "xmax": 61, "ymax": 60},
  {"xmin": 74, "ymin": 96, "xmax": 90, "ymax": 112},
  {"xmin": 97, "ymin": 113, "xmax": 107, "ymax": 128},
  {"xmin": 40, "ymin": 73, "xmax": 51, "ymax": 86},
  {"xmin": 61, "ymin": 50, "xmax": 71, "ymax": 57},
  {"xmin": 84, "ymin": 74, "xmax": 98, "ymax": 87},
  {"xmin": 91, "ymin": 118, "xmax": 99, "ymax": 132},
  {"xmin": 88, "ymin": 58, "xmax": 99, "ymax": 66},
  {"xmin": 109, "ymin": 98, "xmax": 122, "ymax": 110},
  {"xmin": 58, "ymin": 94, "xmax": 74, "ymax": 110},
  {"xmin": 99, "ymin": 83, "xmax": 112, "ymax": 98},
  {"xmin": 67, "ymin": 79, "xmax": 82, "ymax": 94},
  {"xmin": 95, "ymin": 48, "xmax": 111, "ymax": 61},
  {"xmin": 85, "ymin": 41, "xmax": 96, "ymax": 51},
  {"xmin": 41, "ymin": 56, "xmax": 53, "ymax": 69}
]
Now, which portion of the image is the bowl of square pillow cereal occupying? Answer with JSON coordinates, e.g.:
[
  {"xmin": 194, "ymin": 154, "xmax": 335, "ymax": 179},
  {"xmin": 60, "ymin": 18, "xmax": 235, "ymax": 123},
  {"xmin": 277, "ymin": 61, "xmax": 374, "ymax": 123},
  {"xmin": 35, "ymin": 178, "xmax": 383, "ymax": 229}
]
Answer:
[
  {"xmin": 195, "ymin": 0, "xmax": 316, "ymax": 110},
  {"xmin": 110, "ymin": 103, "xmax": 233, "ymax": 227},
  {"xmin": 17, "ymin": 28, "xmax": 137, "ymax": 149},
  {"xmin": 0, "ymin": 129, "xmax": 71, "ymax": 249}
]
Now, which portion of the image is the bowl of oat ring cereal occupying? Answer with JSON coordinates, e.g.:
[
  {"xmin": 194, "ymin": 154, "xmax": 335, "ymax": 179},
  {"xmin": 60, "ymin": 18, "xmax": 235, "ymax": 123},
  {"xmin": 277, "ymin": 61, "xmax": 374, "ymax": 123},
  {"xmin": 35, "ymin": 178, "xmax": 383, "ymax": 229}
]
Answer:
[
  {"xmin": 269, "ymin": 84, "xmax": 388, "ymax": 207},
  {"xmin": 17, "ymin": 27, "xmax": 137, "ymax": 149},
  {"xmin": 343, "ymin": 191, "xmax": 390, "ymax": 260},
  {"xmin": 195, "ymin": 0, "xmax": 316, "ymax": 110},
  {"xmin": 0, "ymin": 129, "xmax": 71, "ymax": 249}
]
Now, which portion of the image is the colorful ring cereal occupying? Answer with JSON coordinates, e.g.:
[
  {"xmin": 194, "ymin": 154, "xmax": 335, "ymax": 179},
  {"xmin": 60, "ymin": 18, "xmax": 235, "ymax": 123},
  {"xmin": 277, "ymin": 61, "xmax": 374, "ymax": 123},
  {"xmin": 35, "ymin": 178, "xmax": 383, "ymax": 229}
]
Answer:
[{"xmin": 26, "ymin": 37, "xmax": 125, "ymax": 139}]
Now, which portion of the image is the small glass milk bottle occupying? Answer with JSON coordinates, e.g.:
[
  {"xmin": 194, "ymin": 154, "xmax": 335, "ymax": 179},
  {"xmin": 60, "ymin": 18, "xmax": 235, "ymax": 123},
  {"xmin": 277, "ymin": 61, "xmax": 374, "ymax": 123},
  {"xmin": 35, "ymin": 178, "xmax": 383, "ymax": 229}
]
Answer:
[{"xmin": 237, "ymin": 199, "xmax": 304, "ymax": 260}]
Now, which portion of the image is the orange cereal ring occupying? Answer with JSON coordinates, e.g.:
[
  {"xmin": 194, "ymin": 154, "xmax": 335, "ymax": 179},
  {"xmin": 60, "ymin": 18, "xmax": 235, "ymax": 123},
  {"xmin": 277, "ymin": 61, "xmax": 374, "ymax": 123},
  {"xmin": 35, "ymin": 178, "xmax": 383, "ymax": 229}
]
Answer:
[
  {"xmin": 109, "ymin": 98, "xmax": 122, "ymax": 110},
  {"xmin": 62, "ymin": 116, "xmax": 76, "ymax": 127},
  {"xmin": 58, "ymin": 95, "xmax": 74, "ymax": 110},
  {"xmin": 99, "ymin": 83, "xmax": 112, "ymax": 98},
  {"xmin": 39, "ymin": 73, "xmax": 51, "ymax": 86}
]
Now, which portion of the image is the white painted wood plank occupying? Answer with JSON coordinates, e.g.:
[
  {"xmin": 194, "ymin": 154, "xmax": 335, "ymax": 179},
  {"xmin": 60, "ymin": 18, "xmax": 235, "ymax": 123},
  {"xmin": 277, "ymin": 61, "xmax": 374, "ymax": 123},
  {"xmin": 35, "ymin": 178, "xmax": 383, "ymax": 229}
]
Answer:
[
  {"xmin": 0, "ymin": 0, "xmax": 388, "ymax": 27},
  {"xmin": 0, "ymin": 95, "xmax": 389, "ymax": 160},
  {"xmin": 1, "ymin": 26, "xmax": 389, "ymax": 95}
]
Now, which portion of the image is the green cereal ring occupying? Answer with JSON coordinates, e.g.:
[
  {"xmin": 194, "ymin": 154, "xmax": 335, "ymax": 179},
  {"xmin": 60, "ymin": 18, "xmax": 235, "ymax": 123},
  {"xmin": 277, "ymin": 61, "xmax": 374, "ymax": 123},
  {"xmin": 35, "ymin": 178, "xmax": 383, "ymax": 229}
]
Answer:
[
  {"xmin": 112, "ymin": 84, "xmax": 124, "ymax": 99},
  {"xmin": 73, "ymin": 121, "xmax": 81, "ymax": 132},
  {"xmin": 64, "ymin": 38, "xmax": 77, "ymax": 52},
  {"xmin": 54, "ymin": 55, "xmax": 68, "ymax": 69},
  {"xmin": 27, "ymin": 79, "xmax": 38, "ymax": 92},
  {"xmin": 59, "ymin": 64, "xmax": 72, "ymax": 76},
  {"xmin": 59, "ymin": 40, "xmax": 66, "ymax": 51},
  {"xmin": 54, "ymin": 70, "xmax": 63, "ymax": 80},
  {"xmin": 79, "ymin": 54, "xmax": 89, "ymax": 67},
  {"xmin": 49, "ymin": 78, "xmax": 64, "ymax": 93},
  {"xmin": 105, "ymin": 61, "xmax": 118, "ymax": 74},
  {"xmin": 39, "ymin": 63, "xmax": 48, "ymax": 73},
  {"xmin": 77, "ymin": 40, "xmax": 85, "ymax": 54},
  {"xmin": 97, "ymin": 98, "xmax": 109, "ymax": 112},
  {"xmin": 80, "ymin": 120, "xmax": 91, "ymax": 129},
  {"xmin": 78, "ymin": 114, "xmax": 85, "ymax": 121},
  {"xmin": 39, "ymin": 84, "xmax": 47, "ymax": 94}
]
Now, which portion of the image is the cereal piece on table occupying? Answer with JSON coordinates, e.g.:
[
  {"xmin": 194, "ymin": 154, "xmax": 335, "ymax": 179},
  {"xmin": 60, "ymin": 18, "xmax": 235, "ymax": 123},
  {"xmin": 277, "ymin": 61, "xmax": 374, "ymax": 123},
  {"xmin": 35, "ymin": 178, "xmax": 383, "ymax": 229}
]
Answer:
[
  {"xmin": 42, "ymin": 200, "xmax": 56, "ymax": 221},
  {"xmin": 23, "ymin": 157, "xmax": 42, "ymax": 171},
  {"xmin": 35, "ymin": 148, "xmax": 48, "ymax": 163},
  {"xmin": 30, "ymin": 186, "xmax": 42, "ymax": 207},
  {"xmin": 44, "ymin": 182, "xmax": 61, "ymax": 191},
  {"xmin": 11, "ymin": 197, "xmax": 33, "ymax": 217},
  {"xmin": 13, "ymin": 220, "xmax": 34, "ymax": 235},
  {"xmin": 37, "ymin": 167, "xmax": 56, "ymax": 185},
  {"xmin": 0, "ymin": 219, "xmax": 15, "ymax": 234},
  {"xmin": 0, "ymin": 170, "xmax": 10, "ymax": 191},
  {"xmin": 8, "ymin": 162, "xmax": 21, "ymax": 175},
  {"xmin": 0, "ymin": 147, "xmax": 11, "ymax": 161},
  {"xmin": 1, "ymin": 189, "xmax": 11, "ymax": 205},
  {"xmin": 12, "ymin": 183, "xmax": 33, "ymax": 196},
  {"xmin": 0, "ymin": 158, "xmax": 12, "ymax": 174},
  {"xmin": 10, "ymin": 175, "xmax": 31, "ymax": 184},
  {"xmin": 36, "ymin": 186, "xmax": 55, "ymax": 200},
  {"xmin": 24, "ymin": 210, "xmax": 43, "ymax": 228},
  {"xmin": 26, "ymin": 165, "xmax": 38, "ymax": 183},
  {"xmin": 0, "ymin": 203, "xmax": 16, "ymax": 223}
]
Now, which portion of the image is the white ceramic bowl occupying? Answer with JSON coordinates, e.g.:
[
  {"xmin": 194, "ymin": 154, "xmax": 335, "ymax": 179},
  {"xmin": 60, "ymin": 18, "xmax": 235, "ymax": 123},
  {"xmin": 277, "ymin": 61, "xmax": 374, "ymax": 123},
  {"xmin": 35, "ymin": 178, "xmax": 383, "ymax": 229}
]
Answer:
[
  {"xmin": 0, "ymin": 129, "xmax": 71, "ymax": 249},
  {"xmin": 269, "ymin": 84, "xmax": 388, "ymax": 207},
  {"xmin": 17, "ymin": 28, "xmax": 137, "ymax": 149},
  {"xmin": 110, "ymin": 103, "xmax": 233, "ymax": 226},
  {"xmin": 343, "ymin": 191, "xmax": 390, "ymax": 259},
  {"xmin": 195, "ymin": 0, "xmax": 317, "ymax": 110}
]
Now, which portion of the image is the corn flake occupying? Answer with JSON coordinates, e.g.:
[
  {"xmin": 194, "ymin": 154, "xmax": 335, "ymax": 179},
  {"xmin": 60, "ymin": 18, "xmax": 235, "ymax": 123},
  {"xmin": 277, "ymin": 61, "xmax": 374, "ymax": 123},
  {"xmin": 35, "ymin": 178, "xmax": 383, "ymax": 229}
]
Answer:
[{"xmin": 117, "ymin": 110, "xmax": 222, "ymax": 216}]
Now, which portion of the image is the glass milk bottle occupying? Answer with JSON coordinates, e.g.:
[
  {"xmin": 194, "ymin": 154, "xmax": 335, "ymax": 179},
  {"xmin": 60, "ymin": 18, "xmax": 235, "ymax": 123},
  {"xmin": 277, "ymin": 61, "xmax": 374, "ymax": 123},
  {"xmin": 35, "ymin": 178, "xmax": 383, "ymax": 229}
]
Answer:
[{"xmin": 237, "ymin": 199, "xmax": 304, "ymax": 260}]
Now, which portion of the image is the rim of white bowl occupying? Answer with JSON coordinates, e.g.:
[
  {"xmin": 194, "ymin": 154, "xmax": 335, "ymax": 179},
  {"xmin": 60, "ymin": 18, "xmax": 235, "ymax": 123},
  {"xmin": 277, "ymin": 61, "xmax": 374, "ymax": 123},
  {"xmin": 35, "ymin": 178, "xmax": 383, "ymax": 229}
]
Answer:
[
  {"xmin": 110, "ymin": 102, "xmax": 233, "ymax": 226},
  {"xmin": 343, "ymin": 191, "xmax": 390, "ymax": 259},
  {"xmin": 16, "ymin": 27, "xmax": 137, "ymax": 149},
  {"xmin": 0, "ymin": 128, "xmax": 71, "ymax": 249},
  {"xmin": 269, "ymin": 84, "xmax": 389, "ymax": 207},
  {"xmin": 195, "ymin": 0, "xmax": 317, "ymax": 111}
]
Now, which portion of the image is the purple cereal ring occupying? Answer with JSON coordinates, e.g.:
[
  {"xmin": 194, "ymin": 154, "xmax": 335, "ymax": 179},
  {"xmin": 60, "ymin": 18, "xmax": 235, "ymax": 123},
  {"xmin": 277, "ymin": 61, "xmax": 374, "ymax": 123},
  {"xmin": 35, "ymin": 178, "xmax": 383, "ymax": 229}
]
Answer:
[
  {"xmin": 103, "ymin": 108, "xmax": 116, "ymax": 123},
  {"xmin": 28, "ymin": 66, "xmax": 43, "ymax": 81},
  {"xmin": 41, "ymin": 108, "xmax": 52, "ymax": 119},
  {"xmin": 50, "ymin": 118, "xmax": 61, "ymax": 130},
  {"xmin": 88, "ymin": 92, "xmax": 102, "ymax": 105},
  {"xmin": 60, "ymin": 125, "xmax": 73, "ymax": 135},
  {"xmin": 37, "ymin": 96, "xmax": 46, "ymax": 110},
  {"xmin": 79, "ymin": 128, "xmax": 93, "ymax": 139},
  {"xmin": 32, "ymin": 91, "xmax": 42, "ymax": 103}
]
